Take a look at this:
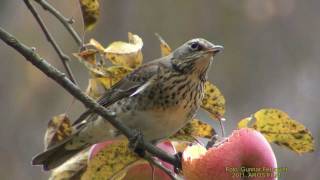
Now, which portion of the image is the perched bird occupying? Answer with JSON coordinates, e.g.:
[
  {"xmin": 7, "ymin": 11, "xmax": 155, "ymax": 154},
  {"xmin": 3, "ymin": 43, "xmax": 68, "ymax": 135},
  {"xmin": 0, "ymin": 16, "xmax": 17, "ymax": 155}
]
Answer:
[{"xmin": 32, "ymin": 38, "xmax": 223, "ymax": 170}]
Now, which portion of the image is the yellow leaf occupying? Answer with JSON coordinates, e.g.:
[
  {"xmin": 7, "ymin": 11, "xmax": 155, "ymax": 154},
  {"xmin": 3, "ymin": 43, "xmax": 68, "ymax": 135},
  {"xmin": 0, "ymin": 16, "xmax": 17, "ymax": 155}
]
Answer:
[
  {"xmin": 82, "ymin": 140, "xmax": 140, "ymax": 180},
  {"xmin": 85, "ymin": 65, "xmax": 132, "ymax": 98},
  {"xmin": 155, "ymin": 33, "xmax": 172, "ymax": 57},
  {"xmin": 87, "ymin": 38, "xmax": 105, "ymax": 52},
  {"xmin": 201, "ymin": 81, "xmax": 226, "ymax": 120},
  {"xmin": 128, "ymin": 32, "xmax": 142, "ymax": 45},
  {"xmin": 73, "ymin": 49, "xmax": 98, "ymax": 66},
  {"xmin": 44, "ymin": 114, "xmax": 72, "ymax": 149},
  {"xmin": 79, "ymin": 0, "xmax": 100, "ymax": 31},
  {"xmin": 170, "ymin": 119, "xmax": 215, "ymax": 141},
  {"xmin": 104, "ymin": 32, "xmax": 143, "ymax": 68},
  {"xmin": 238, "ymin": 108, "xmax": 315, "ymax": 154},
  {"xmin": 94, "ymin": 66, "xmax": 133, "ymax": 89},
  {"xmin": 50, "ymin": 150, "xmax": 89, "ymax": 180},
  {"xmin": 86, "ymin": 78, "xmax": 105, "ymax": 99},
  {"xmin": 237, "ymin": 117, "xmax": 251, "ymax": 129}
]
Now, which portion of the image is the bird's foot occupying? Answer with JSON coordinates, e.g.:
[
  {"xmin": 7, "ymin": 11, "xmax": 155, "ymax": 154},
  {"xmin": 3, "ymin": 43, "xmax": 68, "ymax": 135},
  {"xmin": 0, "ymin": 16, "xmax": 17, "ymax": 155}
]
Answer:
[
  {"xmin": 173, "ymin": 152, "xmax": 183, "ymax": 173},
  {"xmin": 128, "ymin": 129, "xmax": 146, "ymax": 157}
]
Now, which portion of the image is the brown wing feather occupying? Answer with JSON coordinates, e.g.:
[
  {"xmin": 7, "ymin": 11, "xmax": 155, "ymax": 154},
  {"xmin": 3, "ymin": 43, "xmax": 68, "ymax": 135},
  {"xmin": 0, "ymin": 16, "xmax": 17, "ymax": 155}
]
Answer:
[{"xmin": 72, "ymin": 57, "xmax": 169, "ymax": 126}]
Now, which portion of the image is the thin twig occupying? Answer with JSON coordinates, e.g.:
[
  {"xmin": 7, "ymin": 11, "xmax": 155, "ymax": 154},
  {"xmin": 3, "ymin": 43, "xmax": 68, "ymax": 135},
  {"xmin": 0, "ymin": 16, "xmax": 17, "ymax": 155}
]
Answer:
[
  {"xmin": 148, "ymin": 161, "xmax": 155, "ymax": 180},
  {"xmin": 0, "ymin": 27, "xmax": 180, "ymax": 169},
  {"xmin": 24, "ymin": 0, "xmax": 77, "ymax": 84},
  {"xmin": 144, "ymin": 154, "xmax": 180, "ymax": 180},
  {"xmin": 219, "ymin": 119, "xmax": 225, "ymax": 137},
  {"xmin": 33, "ymin": 0, "xmax": 82, "ymax": 46}
]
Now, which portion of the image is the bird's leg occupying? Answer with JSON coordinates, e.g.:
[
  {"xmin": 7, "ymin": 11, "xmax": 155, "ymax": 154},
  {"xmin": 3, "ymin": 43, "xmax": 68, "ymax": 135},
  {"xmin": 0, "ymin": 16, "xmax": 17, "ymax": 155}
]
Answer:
[{"xmin": 128, "ymin": 129, "xmax": 146, "ymax": 157}]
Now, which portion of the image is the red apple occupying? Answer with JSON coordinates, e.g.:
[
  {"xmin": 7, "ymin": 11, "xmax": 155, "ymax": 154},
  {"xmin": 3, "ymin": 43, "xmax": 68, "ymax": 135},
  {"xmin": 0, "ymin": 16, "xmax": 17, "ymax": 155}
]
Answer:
[
  {"xmin": 88, "ymin": 140, "xmax": 176, "ymax": 180},
  {"xmin": 182, "ymin": 128, "xmax": 277, "ymax": 180}
]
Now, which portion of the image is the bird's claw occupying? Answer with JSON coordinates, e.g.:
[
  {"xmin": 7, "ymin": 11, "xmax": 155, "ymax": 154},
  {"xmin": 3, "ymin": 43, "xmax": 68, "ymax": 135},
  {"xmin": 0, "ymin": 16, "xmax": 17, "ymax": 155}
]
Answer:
[
  {"xmin": 129, "ymin": 129, "xmax": 146, "ymax": 157},
  {"xmin": 174, "ymin": 152, "xmax": 183, "ymax": 173}
]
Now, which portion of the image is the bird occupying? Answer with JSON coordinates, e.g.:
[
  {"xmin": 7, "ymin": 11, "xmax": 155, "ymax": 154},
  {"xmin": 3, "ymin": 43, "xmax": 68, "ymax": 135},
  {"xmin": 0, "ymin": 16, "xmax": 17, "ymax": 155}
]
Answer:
[{"xmin": 32, "ymin": 38, "xmax": 223, "ymax": 170}]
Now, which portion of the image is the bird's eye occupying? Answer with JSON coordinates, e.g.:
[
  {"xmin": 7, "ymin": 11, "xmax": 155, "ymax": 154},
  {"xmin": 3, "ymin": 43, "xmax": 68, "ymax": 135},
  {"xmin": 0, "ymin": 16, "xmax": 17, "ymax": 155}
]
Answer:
[{"xmin": 190, "ymin": 42, "xmax": 203, "ymax": 51}]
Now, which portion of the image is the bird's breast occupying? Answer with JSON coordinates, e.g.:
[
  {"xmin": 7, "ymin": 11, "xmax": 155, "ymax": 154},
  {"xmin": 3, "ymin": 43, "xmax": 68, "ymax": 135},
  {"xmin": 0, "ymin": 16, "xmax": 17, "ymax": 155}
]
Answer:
[{"xmin": 120, "ymin": 74, "xmax": 205, "ymax": 140}]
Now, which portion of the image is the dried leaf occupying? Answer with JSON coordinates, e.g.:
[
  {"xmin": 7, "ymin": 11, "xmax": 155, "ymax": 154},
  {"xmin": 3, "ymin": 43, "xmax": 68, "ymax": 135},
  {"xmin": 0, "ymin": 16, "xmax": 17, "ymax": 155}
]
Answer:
[
  {"xmin": 49, "ymin": 150, "xmax": 89, "ymax": 180},
  {"xmin": 44, "ymin": 114, "xmax": 72, "ymax": 149},
  {"xmin": 238, "ymin": 108, "xmax": 315, "ymax": 154},
  {"xmin": 95, "ymin": 66, "xmax": 132, "ymax": 89},
  {"xmin": 73, "ymin": 49, "xmax": 98, "ymax": 65},
  {"xmin": 82, "ymin": 140, "xmax": 140, "ymax": 179},
  {"xmin": 88, "ymin": 38, "xmax": 105, "ymax": 52},
  {"xmin": 84, "ymin": 65, "xmax": 132, "ymax": 99},
  {"xmin": 155, "ymin": 33, "xmax": 172, "ymax": 57},
  {"xmin": 104, "ymin": 32, "xmax": 143, "ymax": 68},
  {"xmin": 86, "ymin": 78, "xmax": 105, "ymax": 99},
  {"xmin": 79, "ymin": 0, "xmax": 100, "ymax": 31},
  {"xmin": 170, "ymin": 119, "xmax": 215, "ymax": 141},
  {"xmin": 201, "ymin": 82, "xmax": 226, "ymax": 120}
]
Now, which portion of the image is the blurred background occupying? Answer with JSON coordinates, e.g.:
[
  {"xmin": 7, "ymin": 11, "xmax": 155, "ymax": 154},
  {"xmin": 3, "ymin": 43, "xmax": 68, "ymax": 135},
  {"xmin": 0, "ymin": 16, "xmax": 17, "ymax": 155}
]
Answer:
[{"xmin": 0, "ymin": 0, "xmax": 319, "ymax": 179}]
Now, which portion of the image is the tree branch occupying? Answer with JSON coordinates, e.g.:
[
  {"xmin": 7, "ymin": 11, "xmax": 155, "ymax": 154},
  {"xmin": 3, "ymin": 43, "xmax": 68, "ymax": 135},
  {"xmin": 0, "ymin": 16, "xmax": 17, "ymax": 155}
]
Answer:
[
  {"xmin": 33, "ymin": 0, "xmax": 82, "ymax": 46},
  {"xmin": 24, "ymin": 0, "xmax": 77, "ymax": 84},
  {"xmin": 0, "ymin": 27, "xmax": 180, "ymax": 169}
]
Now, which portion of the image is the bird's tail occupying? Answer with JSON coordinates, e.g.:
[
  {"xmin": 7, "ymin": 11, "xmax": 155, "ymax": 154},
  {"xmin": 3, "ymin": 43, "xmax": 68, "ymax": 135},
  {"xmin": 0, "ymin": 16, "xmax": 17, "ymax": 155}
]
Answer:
[{"xmin": 31, "ymin": 136, "xmax": 87, "ymax": 171}]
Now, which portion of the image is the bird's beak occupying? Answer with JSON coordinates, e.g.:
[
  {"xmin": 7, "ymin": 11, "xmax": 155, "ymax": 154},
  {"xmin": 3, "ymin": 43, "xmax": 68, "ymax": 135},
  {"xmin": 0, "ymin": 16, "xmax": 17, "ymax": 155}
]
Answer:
[{"xmin": 206, "ymin": 45, "xmax": 224, "ymax": 54}]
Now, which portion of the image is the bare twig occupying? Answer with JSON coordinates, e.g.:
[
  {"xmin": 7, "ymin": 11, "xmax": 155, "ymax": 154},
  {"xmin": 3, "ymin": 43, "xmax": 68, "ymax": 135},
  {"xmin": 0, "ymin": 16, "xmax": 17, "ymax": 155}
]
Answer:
[
  {"xmin": 145, "ymin": 154, "xmax": 181, "ymax": 180},
  {"xmin": 33, "ymin": 0, "xmax": 82, "ymax": 46},
  {"xmin": 0, "ymin": 27, "xmax": 180, "ymax": 169},
  {"xmin": 24, "ymin": 0, "xmax": 77, "ymax": 84},
  {"xmin": 149, "ymin": 162, "xmax": 155, "ymax": 180},
  {"xmin": 219, "ymin": 118, "xmax": 225, "ymax": 137}
]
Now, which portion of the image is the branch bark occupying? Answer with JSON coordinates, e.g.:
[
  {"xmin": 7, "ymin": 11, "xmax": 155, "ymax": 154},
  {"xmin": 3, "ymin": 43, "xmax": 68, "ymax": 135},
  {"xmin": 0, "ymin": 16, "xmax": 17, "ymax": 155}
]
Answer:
[
  {"xmin": 24, "ymin": 0, "xmax": 77, "ymax": 84},
  {"xmin": 33, "ymin": 0, "xmax": 82, "ymax": 46},
  {"xmin": 0, "ymin": 27, "xmax": 179, "ymax": 172}
]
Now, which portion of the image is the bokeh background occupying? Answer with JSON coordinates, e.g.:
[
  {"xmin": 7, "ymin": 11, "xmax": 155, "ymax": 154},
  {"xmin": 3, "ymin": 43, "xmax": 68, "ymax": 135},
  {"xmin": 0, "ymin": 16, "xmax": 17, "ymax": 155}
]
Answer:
[{"xmin": 0, "ymin": 0, "xmax": 319, "ymax": 179}]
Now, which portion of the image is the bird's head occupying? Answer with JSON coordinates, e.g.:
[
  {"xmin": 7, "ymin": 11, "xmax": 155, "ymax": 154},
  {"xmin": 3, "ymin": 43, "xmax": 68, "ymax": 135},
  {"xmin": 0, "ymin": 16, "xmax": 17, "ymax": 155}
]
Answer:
[{"xmin": 171, "ymin": 38, "xmax": 223, "ymax": 80}]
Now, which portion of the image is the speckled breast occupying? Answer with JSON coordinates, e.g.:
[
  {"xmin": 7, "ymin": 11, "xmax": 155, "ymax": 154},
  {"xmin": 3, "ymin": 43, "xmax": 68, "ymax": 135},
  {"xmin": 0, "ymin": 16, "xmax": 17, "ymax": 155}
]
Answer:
[{"xmin": 115, "ymin": 72, "xmax": 206, "ymax": 140}]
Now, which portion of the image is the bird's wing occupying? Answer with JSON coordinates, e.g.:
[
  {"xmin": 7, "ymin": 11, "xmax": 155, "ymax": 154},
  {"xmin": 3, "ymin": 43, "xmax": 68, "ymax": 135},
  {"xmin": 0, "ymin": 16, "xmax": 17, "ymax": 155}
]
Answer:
[{"xmin": 72, "ymin": 57, "xmax": 169, "ymax": 126}]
